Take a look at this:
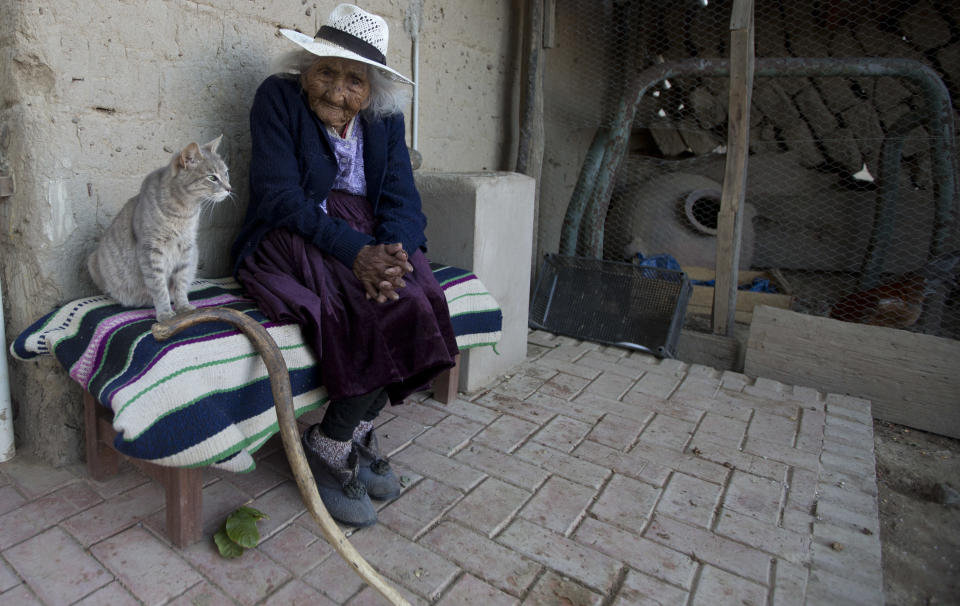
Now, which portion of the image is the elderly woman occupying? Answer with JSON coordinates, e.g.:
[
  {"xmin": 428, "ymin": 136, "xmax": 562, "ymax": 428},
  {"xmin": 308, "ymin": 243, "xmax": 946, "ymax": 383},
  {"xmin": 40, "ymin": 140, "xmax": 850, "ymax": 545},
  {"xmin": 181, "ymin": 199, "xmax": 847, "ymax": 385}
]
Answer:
[{"xmin": 231, "ymin": 4, "xmax": 458, "ymax": 527}]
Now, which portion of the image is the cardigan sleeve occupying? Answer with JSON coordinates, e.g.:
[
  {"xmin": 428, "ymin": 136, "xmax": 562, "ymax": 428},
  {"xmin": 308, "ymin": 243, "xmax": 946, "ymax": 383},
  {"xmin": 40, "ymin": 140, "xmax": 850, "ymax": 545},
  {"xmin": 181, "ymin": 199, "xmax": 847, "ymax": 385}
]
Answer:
[
  {"xmin": 247, "ymin": 76, "xmax": 374, "ymax": 267},
  {"xmin": 373, "ymin": 113, "xmax": 428, "ymax": 255}
]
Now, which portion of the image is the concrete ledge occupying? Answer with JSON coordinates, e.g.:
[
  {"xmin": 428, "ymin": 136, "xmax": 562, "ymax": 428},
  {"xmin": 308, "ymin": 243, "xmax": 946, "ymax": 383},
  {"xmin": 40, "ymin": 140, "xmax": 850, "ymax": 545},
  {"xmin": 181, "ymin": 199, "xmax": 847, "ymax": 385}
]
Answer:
[{"xmin": 416, "ymin": 171, "xmax": 536, "ymax": 392}]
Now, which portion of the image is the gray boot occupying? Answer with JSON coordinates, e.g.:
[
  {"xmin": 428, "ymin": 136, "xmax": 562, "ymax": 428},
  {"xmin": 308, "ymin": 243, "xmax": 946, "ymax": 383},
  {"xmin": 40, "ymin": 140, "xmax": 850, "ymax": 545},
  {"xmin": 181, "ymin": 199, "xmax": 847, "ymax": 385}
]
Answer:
[
  {"xmin": 301, "ymin": 428, "xmax": 377, "ymax": 527},
  {"xmin": 354, "ymin": 428, "xmax": 401, "ymax": 501}
]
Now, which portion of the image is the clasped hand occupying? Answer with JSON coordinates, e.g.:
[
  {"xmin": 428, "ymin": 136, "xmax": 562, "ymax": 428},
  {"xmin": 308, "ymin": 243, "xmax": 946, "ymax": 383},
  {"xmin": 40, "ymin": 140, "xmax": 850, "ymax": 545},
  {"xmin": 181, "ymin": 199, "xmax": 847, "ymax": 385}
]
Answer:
[{"xmin": 352, "ymin": 242, "xmax": 414, "ymax": 303}]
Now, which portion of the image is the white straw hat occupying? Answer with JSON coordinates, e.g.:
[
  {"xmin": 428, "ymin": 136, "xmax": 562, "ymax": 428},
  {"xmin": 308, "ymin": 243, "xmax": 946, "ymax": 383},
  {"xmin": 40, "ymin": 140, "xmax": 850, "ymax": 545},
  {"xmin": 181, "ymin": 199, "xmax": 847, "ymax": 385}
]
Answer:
[{"xmin": 280, "ymin": 3, "xmax": 413, "ymax": 85}]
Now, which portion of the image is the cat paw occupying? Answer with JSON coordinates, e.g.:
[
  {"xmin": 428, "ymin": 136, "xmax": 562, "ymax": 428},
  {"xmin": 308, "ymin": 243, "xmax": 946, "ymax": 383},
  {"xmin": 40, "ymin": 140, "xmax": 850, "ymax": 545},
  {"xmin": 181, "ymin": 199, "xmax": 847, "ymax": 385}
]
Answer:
[
  {"xmin": 156, "ymin": 310, "xmax": 176, "ymax": 323},
  {"xmin": 177, "ymin": 303, "xmax": 197, "ymax": 313}
]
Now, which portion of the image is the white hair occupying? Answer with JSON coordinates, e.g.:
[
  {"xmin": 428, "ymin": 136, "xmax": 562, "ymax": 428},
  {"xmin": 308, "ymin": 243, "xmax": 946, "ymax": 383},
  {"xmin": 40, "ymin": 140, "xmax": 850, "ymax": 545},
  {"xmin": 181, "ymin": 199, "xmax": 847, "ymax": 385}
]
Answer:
[{"xmin": 272, "ymin": 49, "xmax": 410, "ymax": 119}]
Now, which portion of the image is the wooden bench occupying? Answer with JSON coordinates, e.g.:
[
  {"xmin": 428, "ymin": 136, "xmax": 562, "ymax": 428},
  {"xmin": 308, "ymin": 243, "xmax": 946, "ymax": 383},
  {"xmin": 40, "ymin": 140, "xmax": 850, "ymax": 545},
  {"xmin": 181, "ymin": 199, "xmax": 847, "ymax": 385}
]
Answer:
[
  {"xmin": 82, "ymin": 356, "xmax": 460, "ymax": 547},
  {"xmin": 12, "ymin": 268, "xmax": 499, "ymax": 547}
]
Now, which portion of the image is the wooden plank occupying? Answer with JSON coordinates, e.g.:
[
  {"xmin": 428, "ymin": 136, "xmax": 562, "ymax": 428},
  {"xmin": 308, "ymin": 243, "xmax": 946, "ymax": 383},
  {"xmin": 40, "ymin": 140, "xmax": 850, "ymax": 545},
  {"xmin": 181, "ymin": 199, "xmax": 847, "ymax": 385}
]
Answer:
[
  {"xmin": 713, "ymin": 0, "xmax": 755, "ymax": 336},
  {"xmin": 684, "ymin": 265, "xmax": 792, "ymax": 323},
  {"xmin": 744, "ymin": 306, "xmax": 960, "ymax": 438},
  {"xmin": 517, "ymin": 0, "xmax": 545, "ymax": 282},
  {"xmin": 684, "ymin": 266, "xmax": 769, "ymax": 283},
  {"xmin": 729, "ymin": 0, "xmax": 754, "ymax": 30},
  {"xmin": 687, "ymin": 294, "xmax": 790, "ymax": 324},
  {"xmin": 703, "ymin": 308, "xmax": 752, "ymax": 325},
  {"xmin": 690, "ymin": 284, "xmax": 792, "ymax": 312},
  {"xmin": 677, "ymin": 329, "xmax": 741, "ymax": 371}
]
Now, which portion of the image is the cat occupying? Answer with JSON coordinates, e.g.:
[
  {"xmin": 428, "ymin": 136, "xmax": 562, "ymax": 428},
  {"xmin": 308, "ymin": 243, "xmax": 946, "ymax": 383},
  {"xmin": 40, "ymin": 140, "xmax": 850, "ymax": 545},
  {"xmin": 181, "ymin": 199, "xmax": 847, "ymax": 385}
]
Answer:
[{"xmin": 87, "ymin": 136, "xmax": 231, "ymax": 321}]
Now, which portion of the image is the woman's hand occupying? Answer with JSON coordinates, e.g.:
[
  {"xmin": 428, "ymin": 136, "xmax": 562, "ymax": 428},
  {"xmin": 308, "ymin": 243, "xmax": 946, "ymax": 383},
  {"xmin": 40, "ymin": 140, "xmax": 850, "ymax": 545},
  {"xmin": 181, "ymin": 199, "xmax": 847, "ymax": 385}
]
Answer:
[
  {"xmin": 383, "ymin": 242, "xmax": 414, "ymax": 275},
  {"xmin": 353, "ymin": 243, "xmax": 413, "ymax": 303}
]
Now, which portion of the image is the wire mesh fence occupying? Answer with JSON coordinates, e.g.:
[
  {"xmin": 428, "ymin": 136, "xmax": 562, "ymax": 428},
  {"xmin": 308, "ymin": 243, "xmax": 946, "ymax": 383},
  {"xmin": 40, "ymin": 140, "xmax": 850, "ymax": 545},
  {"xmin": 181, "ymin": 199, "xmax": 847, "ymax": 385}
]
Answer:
[{"xmin": 546, "ymin": 0, "xmax": 960, "ymax": 339}]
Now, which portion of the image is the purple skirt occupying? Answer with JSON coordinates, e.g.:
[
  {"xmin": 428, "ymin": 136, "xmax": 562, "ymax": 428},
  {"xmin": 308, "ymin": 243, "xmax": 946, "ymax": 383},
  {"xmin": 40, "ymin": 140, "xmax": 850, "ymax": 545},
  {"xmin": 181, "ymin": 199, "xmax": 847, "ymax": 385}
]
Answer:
[{"xmin": 237, "ymin": 191, "xmax": 459, "ymax": 403}]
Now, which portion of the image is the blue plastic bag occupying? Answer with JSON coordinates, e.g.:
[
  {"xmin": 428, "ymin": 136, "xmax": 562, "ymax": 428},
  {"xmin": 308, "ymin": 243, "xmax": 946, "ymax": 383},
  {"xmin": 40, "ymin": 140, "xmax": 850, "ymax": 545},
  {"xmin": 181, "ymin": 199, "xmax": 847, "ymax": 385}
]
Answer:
[{"xmin": 635, "ymin": 253, "xmax": 777, "ymax": 293}]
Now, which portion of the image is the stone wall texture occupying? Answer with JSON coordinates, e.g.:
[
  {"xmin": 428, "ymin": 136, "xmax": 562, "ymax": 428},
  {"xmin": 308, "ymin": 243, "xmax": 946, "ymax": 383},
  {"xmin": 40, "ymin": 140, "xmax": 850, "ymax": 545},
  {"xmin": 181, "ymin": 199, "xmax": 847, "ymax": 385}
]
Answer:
[{"xmin": 0, "ymin": 0, "xmax": 521, "ymax": 464}]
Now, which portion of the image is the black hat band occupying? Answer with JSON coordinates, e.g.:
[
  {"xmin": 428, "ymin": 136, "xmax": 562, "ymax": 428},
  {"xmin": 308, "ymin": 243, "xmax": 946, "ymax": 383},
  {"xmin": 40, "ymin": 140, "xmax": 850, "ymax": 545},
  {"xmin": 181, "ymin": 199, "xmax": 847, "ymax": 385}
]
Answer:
[{"xmin": 315, "ymin": 25, "xmax": 386, "ymax": 66}]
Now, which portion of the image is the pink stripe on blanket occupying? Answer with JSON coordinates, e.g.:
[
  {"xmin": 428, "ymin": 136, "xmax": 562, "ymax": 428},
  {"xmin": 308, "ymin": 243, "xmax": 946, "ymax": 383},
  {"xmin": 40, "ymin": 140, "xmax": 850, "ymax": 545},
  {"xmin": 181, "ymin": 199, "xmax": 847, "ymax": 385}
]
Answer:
[
  {"xmin": 442, "ymin": 275, "xmax": 475, "ymax": 290},
  {"xmin": 68, "ymin": 294, "xmax": 245, "ymax": 386}
]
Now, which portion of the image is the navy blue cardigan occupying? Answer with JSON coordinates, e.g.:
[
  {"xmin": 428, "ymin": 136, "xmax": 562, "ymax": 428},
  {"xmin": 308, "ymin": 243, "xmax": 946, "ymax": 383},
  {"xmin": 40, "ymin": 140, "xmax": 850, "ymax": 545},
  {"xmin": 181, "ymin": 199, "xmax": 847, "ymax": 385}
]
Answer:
[{"xmin": 231, "ymin": 74, "xmax": 427, "ymax": 274}]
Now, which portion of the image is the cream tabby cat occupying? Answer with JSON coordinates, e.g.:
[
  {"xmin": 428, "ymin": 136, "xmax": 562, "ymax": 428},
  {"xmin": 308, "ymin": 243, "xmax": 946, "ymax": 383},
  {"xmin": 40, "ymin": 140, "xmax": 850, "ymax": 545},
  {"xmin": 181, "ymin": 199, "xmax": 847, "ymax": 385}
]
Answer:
[{"xmin": 87, "ymin": 136, "xmax": 231, "ymax": 321}]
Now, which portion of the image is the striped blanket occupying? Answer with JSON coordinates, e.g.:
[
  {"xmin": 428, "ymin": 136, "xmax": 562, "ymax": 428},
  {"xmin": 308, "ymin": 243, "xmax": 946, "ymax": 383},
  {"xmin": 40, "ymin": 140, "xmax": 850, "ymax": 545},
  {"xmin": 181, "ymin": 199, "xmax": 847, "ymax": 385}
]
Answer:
[{"xmin": 11, "ymin": 265, "xmax": 501, "ymax": 472}]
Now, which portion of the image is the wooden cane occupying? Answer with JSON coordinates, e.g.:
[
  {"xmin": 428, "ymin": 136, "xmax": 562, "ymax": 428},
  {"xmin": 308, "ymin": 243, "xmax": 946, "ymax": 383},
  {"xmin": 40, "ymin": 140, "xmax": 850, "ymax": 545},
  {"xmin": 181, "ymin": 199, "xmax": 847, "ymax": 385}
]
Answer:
[{"xmin": 152, "ymin": 307, "xmax": 410, "ymax": 606}]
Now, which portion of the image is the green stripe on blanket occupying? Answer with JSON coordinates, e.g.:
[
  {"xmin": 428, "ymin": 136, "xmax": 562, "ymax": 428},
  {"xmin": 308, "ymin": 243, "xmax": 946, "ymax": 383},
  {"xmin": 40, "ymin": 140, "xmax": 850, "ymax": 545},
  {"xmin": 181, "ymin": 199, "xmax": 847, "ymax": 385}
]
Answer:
[{"xmin": 11, "ymin": 269, "xmax": 501, "ymax": 471}]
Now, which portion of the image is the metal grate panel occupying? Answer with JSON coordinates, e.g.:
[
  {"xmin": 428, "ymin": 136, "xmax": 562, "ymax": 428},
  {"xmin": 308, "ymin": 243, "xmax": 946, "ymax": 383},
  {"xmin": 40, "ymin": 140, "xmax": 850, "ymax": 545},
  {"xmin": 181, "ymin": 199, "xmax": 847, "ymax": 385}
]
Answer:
[{"xmin": 529, "ymin": 254, "xmax": 692, "ymax": 357}]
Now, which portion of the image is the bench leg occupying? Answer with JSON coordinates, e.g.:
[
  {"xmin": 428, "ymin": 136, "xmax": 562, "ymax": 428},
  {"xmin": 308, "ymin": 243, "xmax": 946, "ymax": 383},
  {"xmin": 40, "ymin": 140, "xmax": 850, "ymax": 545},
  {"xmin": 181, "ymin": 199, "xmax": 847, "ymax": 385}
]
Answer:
[
  {"xmin": 433, "ymin": 353, "xmax": 461, "ymax": 404},
  {"xmin": 158, "ymin": 466, "xmax": 204, "ymax": 548},
  {"xmin": 83, "ymin": 390, "xmax": 119, "ymax": 481},
  {"xmin": 83, "ymin": 389, "xmax": 203, "ymax": 548}
]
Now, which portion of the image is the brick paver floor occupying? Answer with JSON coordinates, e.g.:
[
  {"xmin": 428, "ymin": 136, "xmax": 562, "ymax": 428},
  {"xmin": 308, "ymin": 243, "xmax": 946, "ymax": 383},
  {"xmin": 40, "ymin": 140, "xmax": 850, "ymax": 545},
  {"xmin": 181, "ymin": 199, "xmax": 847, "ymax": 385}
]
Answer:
[{"xmin": 0, "ymin": 330, "xmax": 884, "ymax": 605}]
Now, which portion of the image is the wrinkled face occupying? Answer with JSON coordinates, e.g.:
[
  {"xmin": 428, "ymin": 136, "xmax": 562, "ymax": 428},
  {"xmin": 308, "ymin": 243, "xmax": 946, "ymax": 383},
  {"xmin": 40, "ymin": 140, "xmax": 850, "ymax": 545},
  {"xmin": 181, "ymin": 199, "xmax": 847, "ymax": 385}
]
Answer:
[{"xmin": 301, "ymin": 57, "xmax": 371, "ymax": 131}]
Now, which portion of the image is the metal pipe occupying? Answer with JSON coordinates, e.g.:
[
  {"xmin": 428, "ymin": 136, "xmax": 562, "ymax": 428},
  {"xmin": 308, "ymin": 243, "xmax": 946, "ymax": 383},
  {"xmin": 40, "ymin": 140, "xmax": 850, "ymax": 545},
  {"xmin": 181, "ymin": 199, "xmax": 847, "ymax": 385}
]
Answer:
[
  {"xmin": 0, "ymin": 280, "xmax": 14, "ymax": 462},
  {"xmin": 559, "ymin": 128, "xmax": 607, "ymax": 255},
  {"xmin": 412, "ymin": 36, "xmax": 420, "ymax": 151},
  {"xmin": 860, "ymin": 112, "xmax": 925, "ymax": 289},
  {"xmin": 572, "ymin": 58, "xmax": 723, "ymax": 258},
  {"xmin": 568, "ymin": 57, "xmax": 957, "ymax": 264},
  {"xmin": 404, "ymin": 0, "xmax": 423, "ymax": 155}
]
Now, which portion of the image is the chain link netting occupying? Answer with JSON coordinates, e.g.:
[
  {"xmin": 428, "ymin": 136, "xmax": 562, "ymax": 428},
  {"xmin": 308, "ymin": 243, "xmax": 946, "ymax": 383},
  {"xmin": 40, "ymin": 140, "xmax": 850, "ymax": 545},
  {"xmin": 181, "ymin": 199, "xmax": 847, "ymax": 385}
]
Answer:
[{"xmin": 546, "ymin": 0, "xmax": 960, "ymax": 339}]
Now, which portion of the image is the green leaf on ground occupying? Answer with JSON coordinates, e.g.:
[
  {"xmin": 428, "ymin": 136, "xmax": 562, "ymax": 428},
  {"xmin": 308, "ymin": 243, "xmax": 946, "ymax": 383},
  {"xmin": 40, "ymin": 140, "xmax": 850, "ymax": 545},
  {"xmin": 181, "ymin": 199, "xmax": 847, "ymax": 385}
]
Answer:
[
  {"xmin": 225, "ymin": 510, "xmax": 262, "ymax": 549},
  {"xmin": 235, "ymin": 506, "xmax": 269, "ymax": 521},
  {"xmin": 214, "ymin": 529, "xmax": 244, "ymax": 559},
  {"xmin": 215, "ymin": 506, "xmax": 270, "ymax": 557}
]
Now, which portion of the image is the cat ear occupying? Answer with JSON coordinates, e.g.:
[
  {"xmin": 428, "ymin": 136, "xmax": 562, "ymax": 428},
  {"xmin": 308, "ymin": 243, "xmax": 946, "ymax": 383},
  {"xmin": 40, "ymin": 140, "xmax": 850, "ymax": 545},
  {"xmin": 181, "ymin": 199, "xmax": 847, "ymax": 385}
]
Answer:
[
  {"xmin": 178, "ymin": 143, "xmax": 202, "ymax": 170},
  {"xmin": 202, "ymin": 135, "xmax": 223, "ymax": 154}
]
